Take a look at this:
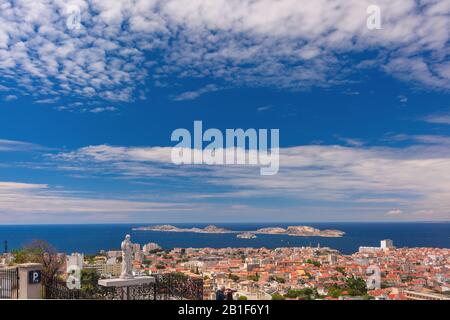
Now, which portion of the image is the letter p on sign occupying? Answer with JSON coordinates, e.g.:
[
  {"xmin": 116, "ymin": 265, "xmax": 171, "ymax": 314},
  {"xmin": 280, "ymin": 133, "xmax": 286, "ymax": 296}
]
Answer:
[{"xmin": 28, "ymin": 270, "xmax": 42, "ymax": 284}]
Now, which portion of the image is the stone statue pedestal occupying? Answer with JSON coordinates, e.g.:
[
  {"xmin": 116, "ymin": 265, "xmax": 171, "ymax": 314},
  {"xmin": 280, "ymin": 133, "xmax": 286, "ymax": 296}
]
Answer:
[
  {"xmin": 98, "ymin": 276, "xmax": 156, "ymax": 300},
  {"xmin": 98, "ymin": 276, "xmax": 155, "ymax": 287}
]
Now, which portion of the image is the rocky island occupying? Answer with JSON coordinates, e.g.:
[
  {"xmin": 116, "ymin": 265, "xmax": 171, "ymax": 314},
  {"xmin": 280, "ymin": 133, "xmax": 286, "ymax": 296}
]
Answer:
[
  {"xmin": 133, "ymin": 224, "xmax": 344, "ymax": 237},
  {"xmin": 132, "ymin": 224, "xmax": 231, "ymax": 234},
  {"xmin": 256, "ymin": 226, "xmax": 345, "ymax": 237}
]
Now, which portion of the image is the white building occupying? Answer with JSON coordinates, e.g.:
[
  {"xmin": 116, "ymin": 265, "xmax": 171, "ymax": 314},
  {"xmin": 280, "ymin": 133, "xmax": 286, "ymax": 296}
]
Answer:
[
  {"xmin": 107, "ymin": 250, "xmax": 122, "ymax": 258},
  {"xmin": 358, "ymin": 246, "xmax": 382, "ymax": 253},
  {"xmin": 66, "ymin": 253, "xmax": 84, "ymax": 271},
  {"xmin": 0, "ymin": 253, "xmax": 13, "ymax": 266},
  {"xmin": 106, "ymin": 257, "xmax": 117, "ymax": 265},
  {"xmin": 359, "ymin": 239, "xmax": 395, "ymax": 253},
  {"xmin": 143, "ymin": 242, "xmax": 161, "ymax": 254}
]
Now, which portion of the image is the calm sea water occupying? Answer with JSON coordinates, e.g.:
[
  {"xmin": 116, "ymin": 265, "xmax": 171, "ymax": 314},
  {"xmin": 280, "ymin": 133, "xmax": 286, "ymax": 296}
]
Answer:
[{"xmin": 0, "ymin": 222, "xmax": 449, "ymax": 255}]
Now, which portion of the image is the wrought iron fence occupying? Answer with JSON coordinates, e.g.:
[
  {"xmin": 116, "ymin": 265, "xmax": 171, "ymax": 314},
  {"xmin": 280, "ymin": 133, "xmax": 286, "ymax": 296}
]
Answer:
[
  {"xmin": 42, "ymin": 272, "xmax": 90, "ymax": 299},
  {"xmin": 42, "ymin": 272, "xmax": 203, "ymax": 300},
  {"xmin": 0, "ymin": 267, "xmax": 19, "ymax": 299},
  {"xmin": 154, "ymin": 273, "xmax": 204, "ymax": 300}
]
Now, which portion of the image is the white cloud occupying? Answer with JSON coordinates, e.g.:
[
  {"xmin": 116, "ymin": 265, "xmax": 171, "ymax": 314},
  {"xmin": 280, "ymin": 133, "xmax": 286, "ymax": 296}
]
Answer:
[
  {"xmin": 172, "ymin": 84, "xmax": 220, "ymax": 101},
  {"xmin": 257, "ymin": 105, "xmax": 273, "ymax": 112},
  {"xmin": 398, "ymin": 95, "xmax": 408, "ymax": 103},
  {"xmin": 385, "ymin": 133, "xmax": 450, "ymax": 146},
  {"xmin": 412, "ymin": 135, "xmax": 450, "ymax": 145},
  {"xmin": 335, "ymin": 135, "xmax": 364, "ymax": 147},
  {"xmin": 0, "ymin": 181, "xmax": 47, "ymax": 190},
  {"xmin": 0, "ymin": 0, "xmax": 449, "ymax": 105},
  {"xmin": 3, "ymin": 94, "xmax": 17, "ymax": 101},
  {"xmin": 424, "ymin": 113, "xmax": 450, "ymax": 125},
  {"xmin": 88, "ymin": 106, "xmax": 118, "ymax": 113},
  {"xmin": 386, "ymin": 209, "xmax": 403, "ymax": 216},
  {"xmin": 0, "ymin": 139, "xmax": 42, "ymax": 152},
  {"xmin": 0, "ymin": 180, "xmax": 193, "ymax": 223},
  {"xmin": 49, "ymin": 142, "xmax": 450, "ymax": 220},
  {"xmin": 35, "ymin": 97, "xmax": 59, "ymax": 104}
]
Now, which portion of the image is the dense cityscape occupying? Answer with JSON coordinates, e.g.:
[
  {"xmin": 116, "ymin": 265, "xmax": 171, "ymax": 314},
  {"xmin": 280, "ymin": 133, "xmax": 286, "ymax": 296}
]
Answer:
[{"xmin": 2, "ymin": 239, "xmax": 449, "ymax": 300}]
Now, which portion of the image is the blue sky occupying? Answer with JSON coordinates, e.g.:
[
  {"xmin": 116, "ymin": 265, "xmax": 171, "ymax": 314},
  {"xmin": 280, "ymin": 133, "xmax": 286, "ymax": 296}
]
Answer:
[{"xmin": 0, "ymin": 0, "xmax": 449, "ymax": 224}]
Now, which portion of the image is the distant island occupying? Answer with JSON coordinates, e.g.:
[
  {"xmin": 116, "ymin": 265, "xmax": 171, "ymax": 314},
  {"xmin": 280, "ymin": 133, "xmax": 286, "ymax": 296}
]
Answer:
[
  {"xmin": 133, "ymin": 225, "xmax": 345, "ymax": 238},
  {"xmin": 237, "ymin": 232, "xmax": 257, "ymax": 239},
  {"xmin": 133, "ymin": 224, "xmax": 231, "ymax": 234},
  {"xmin": 256, "ymin": 226, "xmax": 344, "ymax": 237}
]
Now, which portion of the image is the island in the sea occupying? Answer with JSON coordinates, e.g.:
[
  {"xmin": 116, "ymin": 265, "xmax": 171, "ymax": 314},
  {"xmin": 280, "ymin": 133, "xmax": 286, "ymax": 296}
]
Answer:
[
  {"xmin": 236, "ymin": 232, "xmax": 257, "ymax": 239},
  {"xmin": 133, "ymin": 225, "xmax": 345, "ymax": 238},
  {"xmin": 256, "ymin": 226, "xmax": 344, "ymax": 237},
  {"xmin": 133, "ymin": 224, "xmax": 231, "ymax": 234}
]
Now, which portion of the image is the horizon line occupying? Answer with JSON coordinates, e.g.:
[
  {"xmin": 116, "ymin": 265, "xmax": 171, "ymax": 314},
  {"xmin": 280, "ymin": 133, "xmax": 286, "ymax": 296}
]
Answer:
[{"xmin": 0, "ymin": 220, "xmax": 449, "ymax": 226}]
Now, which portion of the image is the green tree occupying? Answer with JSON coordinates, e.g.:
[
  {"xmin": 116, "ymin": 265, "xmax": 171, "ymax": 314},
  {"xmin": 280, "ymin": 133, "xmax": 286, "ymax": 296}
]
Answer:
[
  {"xmin": 285, "ymin": 288, "xmax": 316, "ymax": 300},
  {"xmin": 238, "ymin": 296, "xmax": 248, "ymax": 300},
  {"xmin": 80, "ymin": 269, "xmax": 100, "ymax": 295},
  {"xmin": 306, "ymin": 259, "xmax": 321, "ymax": 267},
  {"xmin": 271, "ymin": 293, "xmax": 285, "ymax": 300},
  {"xmin": 327, "ymin": 285, "xmax": 343, "ymax": 298},
  {"xmin": 335, "ymin": 267, "xmax": 346, "ymax": 275},
  {"xmin": 228, "ymin": 273, "xmax": 240, "ymax": 281},
  {"xmin": 11, "ymin": 249, "xmax": 29, "ymax": 264},
  {"xmin": 274, "ymin": 276, "xmax": 285, "ymax": 283},
  {"xmin": 247, "ymin": 273, "xmax": 260, "ymax": 282},
  {"xmin": 345, "ymin": 276, "xmax": 367, "ymax": 296},
  {"xmin": 12, "ymin": 240, "xmax": 64, "ymax": 277},
  {"xmin": 173, "ymin": 272, "xmax": 188, "ymax": 280}
]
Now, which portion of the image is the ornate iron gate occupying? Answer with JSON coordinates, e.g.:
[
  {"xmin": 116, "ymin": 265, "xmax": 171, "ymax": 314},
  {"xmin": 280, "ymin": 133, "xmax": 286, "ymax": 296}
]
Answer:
[{"xmin": 0, "ymin": 267, "xmax": 19, "ymax": 299}]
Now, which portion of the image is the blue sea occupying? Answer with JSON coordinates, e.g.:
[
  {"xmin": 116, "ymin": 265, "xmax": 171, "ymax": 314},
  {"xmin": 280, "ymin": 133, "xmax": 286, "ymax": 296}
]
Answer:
[{"xmin": 0, "ymin": 222, "xmax": 449, "ymax": 255}]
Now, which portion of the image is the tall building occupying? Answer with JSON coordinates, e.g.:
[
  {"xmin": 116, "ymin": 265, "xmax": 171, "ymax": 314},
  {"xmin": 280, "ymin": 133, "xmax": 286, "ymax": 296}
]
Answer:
[
  {"xmin": 134, "ymin": 251, "xmax": 144, "ymax": 263},
  {"xmin": 143, "ymin": 242, "xmax": 161, "ymax": 254},
  {"xmin": 133, "ymin": 243, "xmax": 141, "ymax": 252},
  {"xmin": 380, "ymin": 239, "xmax": 394, "ymax": 249}
]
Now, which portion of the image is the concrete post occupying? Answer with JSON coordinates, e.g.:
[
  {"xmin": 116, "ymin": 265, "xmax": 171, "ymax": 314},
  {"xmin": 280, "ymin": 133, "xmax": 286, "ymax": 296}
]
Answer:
[{"xmin": 18, "ymin": 263, "xmax": 43, "ymax": 299}]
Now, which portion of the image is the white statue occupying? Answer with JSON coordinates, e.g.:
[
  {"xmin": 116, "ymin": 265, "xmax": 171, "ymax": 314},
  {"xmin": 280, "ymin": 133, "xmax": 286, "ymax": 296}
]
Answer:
[{"xmin": 120, "ymin": 234, "xmax": 134, "ymax": 279}]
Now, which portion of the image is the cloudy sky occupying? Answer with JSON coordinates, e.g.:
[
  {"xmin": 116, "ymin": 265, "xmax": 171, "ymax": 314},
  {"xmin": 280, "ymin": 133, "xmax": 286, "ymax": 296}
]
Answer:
[{"xmin": 0, "ymin": 0, "xmax": 449, "ymax": 223}]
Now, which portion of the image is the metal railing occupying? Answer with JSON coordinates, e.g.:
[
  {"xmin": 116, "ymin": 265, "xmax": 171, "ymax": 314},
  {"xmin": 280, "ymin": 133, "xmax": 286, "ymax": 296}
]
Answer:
[
  {"xmin": 42, "ymin": 272, "xmax": 203, "ymax": 300},
  {"xmin": 0, "ymin": 267, "xmax": 19, "ymax": 299}
]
